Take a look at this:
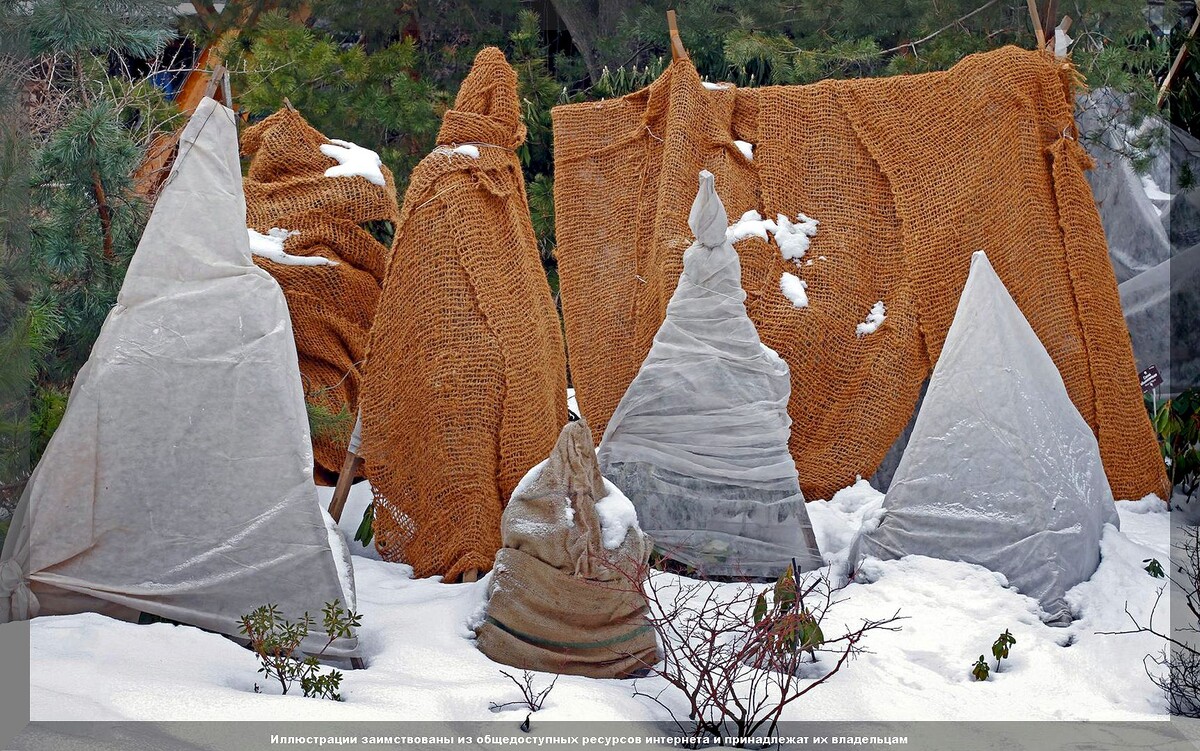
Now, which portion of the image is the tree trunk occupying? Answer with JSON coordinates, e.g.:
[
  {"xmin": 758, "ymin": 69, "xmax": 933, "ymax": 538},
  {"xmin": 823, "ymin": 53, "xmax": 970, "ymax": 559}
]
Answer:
[
  {"xmin": 550, "ymin": 0, "xmax": 638, "ymax": 85},
  {"xmin": 91, "ymin": 171, "xmax": 114, "ymax": 262}
]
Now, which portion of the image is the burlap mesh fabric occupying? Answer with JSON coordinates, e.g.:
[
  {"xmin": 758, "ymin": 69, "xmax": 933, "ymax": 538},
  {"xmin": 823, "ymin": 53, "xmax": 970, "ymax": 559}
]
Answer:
[
  {"xmin": 241, "ymin": 109, "xmax": 399, "ymax": 485},
  {"xmin": 476, "ymin": 419, "xmax": 658, "ymax": 679},
  {"xmin": 552, "ymin": 46, "xmax": 1168, "ymax": 502},
  {"xmin": 360, "ymin": 47, "xmax": 568, "ymax": 580}
]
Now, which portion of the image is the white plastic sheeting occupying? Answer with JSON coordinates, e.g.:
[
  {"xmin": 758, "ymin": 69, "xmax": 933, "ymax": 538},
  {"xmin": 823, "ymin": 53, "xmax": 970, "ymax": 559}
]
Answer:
[
  {"xmin": 0, "ymin": 98, "xmax": 358, "ymax": 657},
  {"xmin": 850, "ymin": 252, "xmax": 1119, "ymax": 624},
  {"xmin": 1078, "ymin": 89, "xmax": 1200, "ymax": 394},
  {"xmin": 597, "ymin": 171, "xmax": 822, "ymax": 579}
]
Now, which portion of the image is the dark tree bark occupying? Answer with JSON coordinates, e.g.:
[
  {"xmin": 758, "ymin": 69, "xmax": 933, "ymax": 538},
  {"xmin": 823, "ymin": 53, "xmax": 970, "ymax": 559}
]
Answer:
[{"xmin": 550, "ymin": 0, "xmax": 639, "ymax": 84}]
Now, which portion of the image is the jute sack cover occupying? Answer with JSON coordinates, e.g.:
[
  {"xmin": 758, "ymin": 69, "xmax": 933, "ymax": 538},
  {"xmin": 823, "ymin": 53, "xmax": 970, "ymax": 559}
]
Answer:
[
  {"xmin": 476, "ymin": 419, "xmax": 658, "ymax": 679},
  {"xmin": 241, "ymin": 108, "xmax": 398, "ymax": 485},
  {"xmin": 552, "ymin": 46, "xmax": 1168, "ymax": 502},
  {"xmin": 360, "ymin": 47, "xmax": 568, "ymax": 580}
]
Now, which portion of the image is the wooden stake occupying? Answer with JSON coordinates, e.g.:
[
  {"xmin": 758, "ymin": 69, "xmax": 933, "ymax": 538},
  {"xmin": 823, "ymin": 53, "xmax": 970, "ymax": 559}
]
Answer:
[
  {"xmin": 327, "ymin": 451, "xmax": 362, "ymax": 523},
  {"xmin": 1026, "ymin": 0, "xmax": 1046, "ymax": 50},
  {"xmin": 222, "ymin": 67, "xmax": 233, "ymax": 110},
  {"xmin": 1158, "ymin": 13, "xmax": 1200, "ymax": 109},
  {"xmin": 667, "ymin": 10, "xmax": 689, "ymax": 63},
  {"xmin": 202, "ymin": 64, "xmax": 225, "ymax": 101},
  {"xmin": 1040, "ymin": 0, "xmax": 1058, "ymax": 50}
]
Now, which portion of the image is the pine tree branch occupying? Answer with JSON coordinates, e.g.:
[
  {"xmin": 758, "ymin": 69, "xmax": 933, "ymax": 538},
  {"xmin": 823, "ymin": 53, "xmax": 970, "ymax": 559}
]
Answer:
[{"xmin": 879, "ymin": 0, "xmax": 1004, "ymax": 56}]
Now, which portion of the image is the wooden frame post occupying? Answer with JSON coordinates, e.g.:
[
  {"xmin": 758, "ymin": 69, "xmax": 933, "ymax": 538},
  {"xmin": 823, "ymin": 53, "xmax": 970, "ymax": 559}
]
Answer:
[{"xmin": 667, "ymin": 10, "xmax": 689, "ymax": 63}]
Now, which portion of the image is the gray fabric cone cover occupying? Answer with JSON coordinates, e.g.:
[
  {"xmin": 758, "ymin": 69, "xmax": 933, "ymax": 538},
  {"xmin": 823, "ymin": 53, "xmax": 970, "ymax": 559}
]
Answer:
[
  {"xmin": 0, "ymin": 98, "xmax": 358, "ymax": 657},
  {"xmin": 596, "ymin": 170, "xmax": 822, "ymax": 579},
  {"xmin": 1078, "ymin": 88, "xmax": 1200, "ymax": 395},
  {"xmin": 850, "ymin": 251, "xmax": 1119, "ymax": 624}
]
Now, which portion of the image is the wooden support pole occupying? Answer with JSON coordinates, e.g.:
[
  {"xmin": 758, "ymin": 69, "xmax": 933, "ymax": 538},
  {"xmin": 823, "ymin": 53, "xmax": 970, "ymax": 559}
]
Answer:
[
  {"xmin": 1040, "ymin": 0, "xmax": 1058, "ymax": 50},
  {"xmin": 203, "ymin": 64, "xmax": 225, "ymax": 101},
  {"xmin": 667, "ymin": 10, "xmax": 689, "ymax": 63},
  {"xmin": 222, "ymin": 67, "xmax": 233, "ymax": 110},
  {"xmin": 1026, "ymin": 0, "xmax": 1046, "ymax": 50},
  {"xmin": 1158, "ymin": 12, "xmax": 1200, "ymax": 109},
  {"xmin": 327, "ymin": 451, "xmax": 362, "ymax": 523}
]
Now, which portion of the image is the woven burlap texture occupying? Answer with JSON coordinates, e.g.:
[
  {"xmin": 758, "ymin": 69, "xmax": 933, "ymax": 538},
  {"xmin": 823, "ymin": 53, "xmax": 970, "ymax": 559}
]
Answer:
[
  {"xmin": 476, "ymin": 419, "xmax": 658, "ymax": 679},
  {"xmin": 360, "ymin": 47, "xmax": 569, "ymax": 581},
  {"xmin": 552, "ymin": 46, "xmax": 1168, "ymax": 502},
  {"xmin": 241, "ymin": 108, "xmax": 399, "ymax": 485}
]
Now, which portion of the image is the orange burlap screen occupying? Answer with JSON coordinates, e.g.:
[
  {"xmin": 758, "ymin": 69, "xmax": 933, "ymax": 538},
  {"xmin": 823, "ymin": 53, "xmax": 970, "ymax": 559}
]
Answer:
[
  {"xmin": 241, "ymin": 109, "xmax": 399, "ymax": 485},
  {"xmin": 360, "ymin": 48, "xmax": 569, "ymax": 580},
  {"xmin": 552, "ymin": 46, "xmax": 1168, "ymax": 502}
]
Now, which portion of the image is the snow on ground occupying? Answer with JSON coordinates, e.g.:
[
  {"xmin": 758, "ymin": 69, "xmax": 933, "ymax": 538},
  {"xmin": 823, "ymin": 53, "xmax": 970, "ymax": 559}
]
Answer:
[{"xmin": 28, "ymin": 479, "xmax": 1175, "ymax": 722}]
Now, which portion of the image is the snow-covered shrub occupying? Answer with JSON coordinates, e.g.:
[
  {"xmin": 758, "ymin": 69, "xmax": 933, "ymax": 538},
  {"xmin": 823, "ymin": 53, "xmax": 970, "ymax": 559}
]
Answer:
[
  {"xmin": 489, "ymin": 669, "xmax": 558, "ymax": 730},
  {"xmin": 750, "ymin": 565, "xmax": 825, "ymax": 664},
  {"xmin": 632, "ymin": 565, "xmax": 902, "ymax": 743},
  {"xmin": 239, "ymin": 600, "xmax": 362, "ymax": 701}
]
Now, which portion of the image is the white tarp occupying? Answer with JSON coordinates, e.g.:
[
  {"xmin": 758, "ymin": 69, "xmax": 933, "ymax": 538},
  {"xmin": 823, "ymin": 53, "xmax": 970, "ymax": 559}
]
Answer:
[
  {"xmin": 850, "ymin": 252, "xmax": 1119, "ymax": 624},
  {"xmin": 0, "ymin": 98, "xmax": 358, "ymax": 657},
  {"xmin": 597, "ymin": 171, "xmax": 822, "ymax": 579}
]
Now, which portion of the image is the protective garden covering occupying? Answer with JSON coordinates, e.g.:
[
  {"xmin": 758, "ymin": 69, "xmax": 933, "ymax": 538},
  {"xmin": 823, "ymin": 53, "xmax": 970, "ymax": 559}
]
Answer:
[
  {"xmin": 850, "ymin": 251, "xmax": 1119, "ymax": 624},
  {"xmin": 241, "ymin": 108, "xmax": 399, "ymax": 485},
  {"xmin": 359, "ymin": 47, "xmax": 568, "ymax": 581},
  {"xmin": 597, "ymin": 171, "xmax": 823, "ymax": 579},
  {"xmin": 552, "ymin": 46, "xmax": 1167, "ymax": 503},
  {"xmin": 0, "ymin": 98, "xmax": 359, "ymax": 657},
  {"xmin": 1077, "ymin": 89, "xmax": 1200, "ymax": 395},
  {"xmin": 476, "ymin": 419, "xmax": 657, "ymax": 678}
]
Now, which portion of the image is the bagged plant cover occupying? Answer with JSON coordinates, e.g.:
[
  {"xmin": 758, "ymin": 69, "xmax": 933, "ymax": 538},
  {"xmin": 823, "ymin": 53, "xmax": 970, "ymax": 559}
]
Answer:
[
  {"xmin": 476, "ymin": 419, "xmax": 658, "ymax": 679},
  {"xmin": 359, "ymin": 47, "xmax": 567, "ymax": 581},
  {"xmin": 596, "ymin": 171, "xmax": 822, "ymax": 580},
  {"xmin": 241, "ymin": 108, "xmax": 399, "ymax": 485},
  {"xmin": 850, "ymin": 251, "xmax": 1120, "ymax": 624},
  {"xmin": 0, "ymin": 98, "xmax": 358, "ymax": 657}
]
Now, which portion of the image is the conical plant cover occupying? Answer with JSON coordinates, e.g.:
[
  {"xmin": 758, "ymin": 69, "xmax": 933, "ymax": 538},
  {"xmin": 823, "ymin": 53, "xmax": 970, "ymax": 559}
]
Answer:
[
  {"xmin": 360, "ymin": 47, "xmax": 567, "ymax": 581},
  {"xmin": 0, "ymin": 99, "xmax": 358, "ymax": 656},
  {"xmin": 597, "ymin": 171, "xmax": 822, "ymax": 579},
  {"xmin": 851, "ymin": 251, "xmax": 1119, "ymax": 624}
]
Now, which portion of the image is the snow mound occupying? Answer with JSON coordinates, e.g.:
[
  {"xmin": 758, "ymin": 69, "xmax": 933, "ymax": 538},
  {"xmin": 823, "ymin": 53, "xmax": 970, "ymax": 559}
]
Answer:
[{"xmin": 595, "ymin": 478, "xmax": 639, "ymax": 550}]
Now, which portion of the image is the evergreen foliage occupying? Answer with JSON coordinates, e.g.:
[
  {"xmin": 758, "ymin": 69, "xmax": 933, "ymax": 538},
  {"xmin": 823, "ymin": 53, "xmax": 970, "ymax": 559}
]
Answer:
[
  {"xmin": 229, "ymin": 11, "xmax": 441, "ymax": 194},
  {"xmin": 0, "ymin": 0, "xmax": 176, "ymax": 495}
]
